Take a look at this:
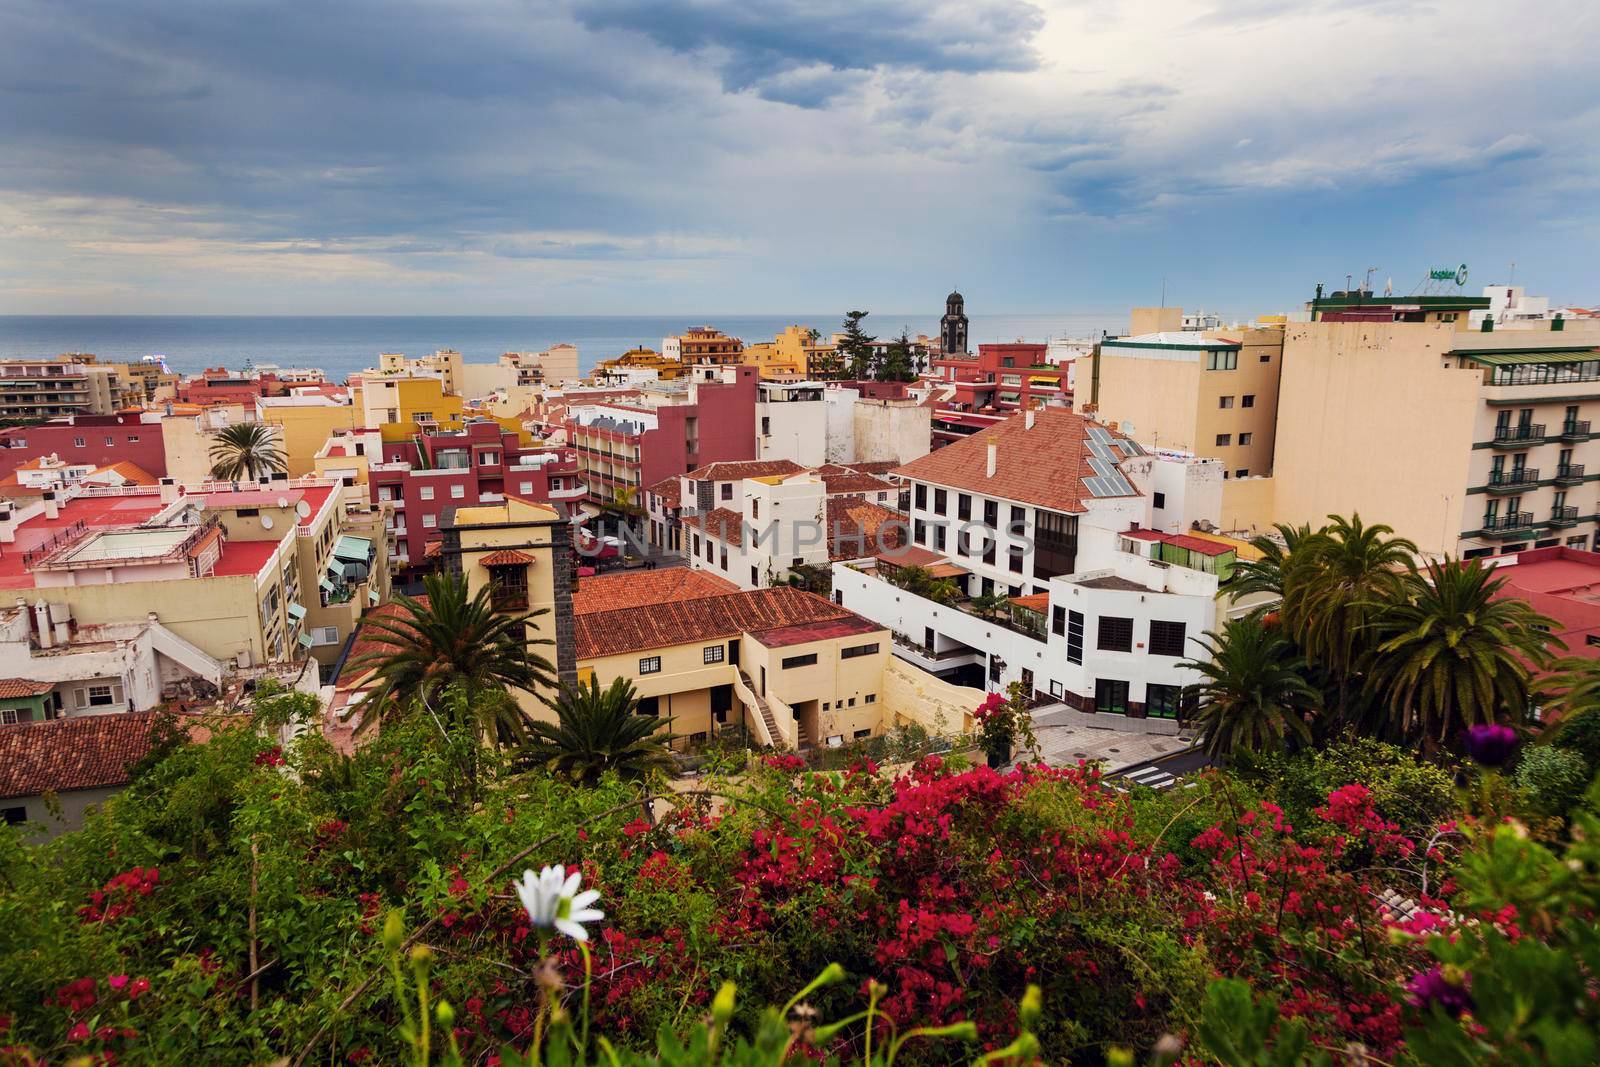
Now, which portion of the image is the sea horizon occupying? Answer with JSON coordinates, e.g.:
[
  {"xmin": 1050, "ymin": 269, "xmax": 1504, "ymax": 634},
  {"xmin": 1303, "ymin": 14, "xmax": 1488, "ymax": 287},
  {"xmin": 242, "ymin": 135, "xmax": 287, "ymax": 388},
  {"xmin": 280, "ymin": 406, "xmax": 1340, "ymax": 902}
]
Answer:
[{"xmin": 0, "ymin": 312, "xmax": 1124, "ymax": 382}]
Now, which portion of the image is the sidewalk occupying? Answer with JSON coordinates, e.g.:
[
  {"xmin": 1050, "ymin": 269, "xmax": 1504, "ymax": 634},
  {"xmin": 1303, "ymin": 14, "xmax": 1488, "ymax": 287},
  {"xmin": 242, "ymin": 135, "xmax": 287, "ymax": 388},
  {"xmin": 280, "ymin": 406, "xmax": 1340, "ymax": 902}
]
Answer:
[{"xmin": 1025, "ymin": 705, "xmax": 1198, "ymax": 773}]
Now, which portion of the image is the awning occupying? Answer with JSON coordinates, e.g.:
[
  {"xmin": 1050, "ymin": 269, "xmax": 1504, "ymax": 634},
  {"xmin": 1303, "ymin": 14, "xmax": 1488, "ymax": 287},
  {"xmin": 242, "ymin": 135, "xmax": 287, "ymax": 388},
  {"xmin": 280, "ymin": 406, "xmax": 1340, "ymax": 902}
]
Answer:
[
  {"xmin": 297, "ymin": 632, "xmax": 314, "ymax": 649},
  {"xmin": 1461, "ymin": 349, "xmax": 1598, "ymax": 365},
  {"xmin": 332, "ymin": 535, "xmax": 374, "ymax": 562},
  {"xmin": 1029, "ymin": 375, "xmax": 1060, "ymax": 385},
  {"xmin": 368, "ymin": 588, "xmax": 380, "ymax": 605},
  {"xmin": 286, "ymin": 602, "xmax": 307, "ymax": 621},
  {"xmin": 319, "ymin": 576, "xmax": 336, "ymax": 593}
]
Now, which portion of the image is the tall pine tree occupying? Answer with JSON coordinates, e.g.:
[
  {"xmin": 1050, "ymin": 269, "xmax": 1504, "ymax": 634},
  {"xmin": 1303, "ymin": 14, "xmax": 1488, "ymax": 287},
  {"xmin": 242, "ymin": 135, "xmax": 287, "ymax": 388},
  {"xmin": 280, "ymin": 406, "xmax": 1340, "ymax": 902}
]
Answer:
[
  {"xmin": 877, "ymin": 329, "xmax": 918, "ymax": 382},
  {"xmin": 838, "ymin": 310, "xmax": 876, "ymax": 380}
]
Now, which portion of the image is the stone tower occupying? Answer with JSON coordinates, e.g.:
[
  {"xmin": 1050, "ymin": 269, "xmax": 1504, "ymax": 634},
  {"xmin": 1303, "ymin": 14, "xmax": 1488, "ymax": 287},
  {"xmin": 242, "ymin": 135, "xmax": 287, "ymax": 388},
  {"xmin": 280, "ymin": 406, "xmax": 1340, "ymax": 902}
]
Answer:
[{"xmin": 940, "ymin": 290, "xmax": 968, "ymax": 356}]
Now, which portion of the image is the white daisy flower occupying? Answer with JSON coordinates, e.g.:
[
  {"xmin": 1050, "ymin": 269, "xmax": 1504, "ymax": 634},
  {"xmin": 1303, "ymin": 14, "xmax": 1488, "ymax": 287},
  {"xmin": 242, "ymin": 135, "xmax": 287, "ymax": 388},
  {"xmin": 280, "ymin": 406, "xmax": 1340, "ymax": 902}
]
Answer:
[{"xmin": 513, "ymin": 864, "xmax": 605, "ymax": 942}]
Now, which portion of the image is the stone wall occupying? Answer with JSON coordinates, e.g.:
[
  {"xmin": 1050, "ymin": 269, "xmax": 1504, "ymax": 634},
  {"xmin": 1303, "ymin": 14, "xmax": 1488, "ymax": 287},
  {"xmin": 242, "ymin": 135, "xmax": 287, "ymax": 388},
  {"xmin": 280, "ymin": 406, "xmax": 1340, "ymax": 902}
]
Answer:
[{"xmin": 881, "ymin": 657, "xmax": 982, "ymax": 737}]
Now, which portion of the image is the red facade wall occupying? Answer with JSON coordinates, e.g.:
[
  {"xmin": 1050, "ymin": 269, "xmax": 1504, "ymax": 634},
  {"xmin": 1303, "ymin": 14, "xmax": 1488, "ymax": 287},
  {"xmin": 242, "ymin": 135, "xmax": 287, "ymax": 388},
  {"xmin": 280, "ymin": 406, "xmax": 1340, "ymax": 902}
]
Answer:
[{"xmin": 0, "ymin": 415, "xmax": 168, "ymax": 478}]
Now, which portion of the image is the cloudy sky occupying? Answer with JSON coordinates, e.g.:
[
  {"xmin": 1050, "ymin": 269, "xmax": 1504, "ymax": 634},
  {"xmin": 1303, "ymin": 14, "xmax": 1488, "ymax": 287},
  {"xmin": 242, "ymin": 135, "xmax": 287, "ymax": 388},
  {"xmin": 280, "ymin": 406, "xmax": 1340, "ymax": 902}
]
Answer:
[{"xmin": 2, "ymin": 0, "xmax": 1597, "ymax": 316}]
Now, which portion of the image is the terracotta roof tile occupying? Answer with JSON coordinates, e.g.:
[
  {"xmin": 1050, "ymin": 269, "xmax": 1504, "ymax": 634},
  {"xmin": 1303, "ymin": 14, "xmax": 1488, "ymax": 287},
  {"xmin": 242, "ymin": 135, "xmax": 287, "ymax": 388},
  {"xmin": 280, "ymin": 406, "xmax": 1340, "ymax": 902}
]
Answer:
[
  {"xmin": 0, "ymin": 678, "xmax": 53, "ymax": 699},
  {"xmin": 574, "ymin": 586, "xmax": 861, "ymax": 659},
  {"xmin": 683, "ymin": 459, "xmax": 806, "ymax": 481},
  {"xmin": 679, "ymin": 507, "xmax": 746, "ymax": 542},
  {"xmin": 341, "ymin": 596, "xmax": 430, "ymax": 678},
  {"xmin": 826, "ymin": 497, "xmax": 905, "ymax": 560},
  {"xmin": 572, "ymin": 569, "xmax": 737, "ymax": 614},
  {"xmin": 478, "ymin": 549, "xmax": 535, "ymax": 566},
  {"xmin": 894, "ymin": 408, "xmax": 1142, "ymax": 514},
  {"xmin": 645, "ymin": 476, "xmax": 681, "ymax": 507},
  {"xmin": 0, "ymin": 711, "xmax": 159, "ymax": 798},
  {"xmin": 818, "ymin": 470, "xmax": 896, "ymax": 495}
]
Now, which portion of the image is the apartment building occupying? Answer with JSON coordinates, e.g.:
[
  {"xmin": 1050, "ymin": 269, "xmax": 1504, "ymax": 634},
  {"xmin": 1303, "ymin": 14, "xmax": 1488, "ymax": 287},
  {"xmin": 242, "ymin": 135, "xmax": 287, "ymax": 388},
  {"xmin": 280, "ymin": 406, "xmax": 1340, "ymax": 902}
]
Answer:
[
  {"xmin": 259, "ymin": 392, "xmax": 363, "ymax": 476},
  {"xmin": 894, "ymin": 407, "xmax": 1146, "ymax": 599},
  {"xmin": 929, "ymin": 342, "xmax": 1068, "ymax": 414},
  {"xmin": 368, "ymin": 420, "xmax": 582, "ymax": 569},
  {"xmin": 829, "ymin": 407, "xmax": 1241, "ymax": 723},
  {"xmin": 0, "ymin": 413, "xmax": 168, "ymax": 479},
  {"xmin": 567, "ymin": 366, "xmax": 758, "ymax": 510},
  {"xmin": 1093, "ymin": 322, "xmax": 1284, "ymax": 478},
  {"xmin": 0, "ymin": 358, "xmax": 129, "ymax": 420},
  {"xmin": 592, "ymin": 347, "xmax": 691, "ymax": 387},
  {"xmin": 755, "ymin": 380, "xmax": 827, "ymax": 466},
  {"xmin": 377, "ymin": 349, "xmax": 464, "ymax": 396},
  {"xmin": 668, "ymin": 326, "xmax": 744, "ymax": 367},
  {"xmin": 1221, "ymin": 315, "xmax": 1600, "ymax": 558},
  {"xmin": 356, "ymin": 372, "xmax": 467, "ymax": 441}
]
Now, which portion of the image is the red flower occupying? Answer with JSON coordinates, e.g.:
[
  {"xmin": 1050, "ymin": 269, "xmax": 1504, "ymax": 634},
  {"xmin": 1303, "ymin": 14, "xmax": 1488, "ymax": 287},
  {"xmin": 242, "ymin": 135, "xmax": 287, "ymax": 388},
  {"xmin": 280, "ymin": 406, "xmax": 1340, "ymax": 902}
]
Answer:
[
  {"xmin": 68, "ymin": 1022, "xmax": 90, "ymax": 1042},
  {"xmin": 127, "ymin": 977, "xmax": 151, "ymax": 1001},
  {"xmin": 107, "ymin": 975, "xmax": 129, "ymax": 991}
]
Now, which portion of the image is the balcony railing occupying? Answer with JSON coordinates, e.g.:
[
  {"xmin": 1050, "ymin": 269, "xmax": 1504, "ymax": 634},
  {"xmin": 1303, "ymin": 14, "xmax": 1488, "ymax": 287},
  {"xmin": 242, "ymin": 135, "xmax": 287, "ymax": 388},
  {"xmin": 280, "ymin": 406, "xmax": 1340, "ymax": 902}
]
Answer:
[
  {"xmin": 1559, "ymin": 420, "xmax": 1591, "ymax": 441},
  {"xmin": 1556, "ymin": 463, "xmax": 1586, "ymax": 484},
  {"xmin": 1550, "ymin": 506, "xmax": 1581, "ymax": 528},
  {"xmin": 1491, "ymin": 424, "xmax": 1546, "ymax": 448},
  {"xmin": 1486, "ymin": 468, "xmax": 1539, "ymax": 492},
  {"xmin": 1481, "ymin": 512, "xmax": 1535, "ymax": 537}
]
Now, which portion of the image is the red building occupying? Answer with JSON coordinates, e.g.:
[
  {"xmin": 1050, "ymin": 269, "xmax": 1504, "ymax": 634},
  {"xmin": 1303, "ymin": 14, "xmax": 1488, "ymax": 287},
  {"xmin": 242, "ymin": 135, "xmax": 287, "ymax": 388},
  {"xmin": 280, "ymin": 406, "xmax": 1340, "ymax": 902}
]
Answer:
[
  {"xmin": 176, "ymin": 367, "xmax": 308, "ymax": 406},
  {"xmin": 0, "ymin": 413, "xmax": 167, "ymax": 479},
  {"xmin": 1488, "ymin": 547, "xmax": 1600, "ymax": 665},
  {"xmin": 368, "ymin": 420, "xmax": 582, "ymax": 569},
  {"xmin": 567, "ymin": 366, "xmax": 758, "ymax": 507},
  {"xmin": 929, "ymin": 343, "xmax": 1068, "ymax": 414}
]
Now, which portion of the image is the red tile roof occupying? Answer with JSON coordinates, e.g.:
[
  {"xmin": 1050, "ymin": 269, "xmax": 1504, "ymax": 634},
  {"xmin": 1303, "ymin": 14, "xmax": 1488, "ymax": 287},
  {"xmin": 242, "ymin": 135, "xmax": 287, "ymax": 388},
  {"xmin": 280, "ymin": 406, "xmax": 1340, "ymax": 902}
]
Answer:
[
  {"xmin": 1164, "ymin": 533, "xmax": 1233, "ymax": 557},
  {"xmin": 895, "ymin": 408, "xmax": 1141, "ymax": 513},
  {"xmin": 574, "ymin": 586, "xmax": 864, "ymax": 659},
  {"xmin": 818, "ymin": 470, "xmax": 896, "ymax": 495},
  {"xmin": 751, "ymin": 613, "xmax": 884, "ymax": 648},
  {"xmin": 645, "ymin": 476, "xmax": 681, "ymax": 508},
  {"xmin": 478, "ymin": 549, "xmax": 535, "ymax": 566},
  {"xmin": 0, "ymin": 678, "xmax": 53, "ymax": 700},
  {"xmin": 679, "ymin": 507, "xmax": 746, "ymax": 542},
  {"xmin": 0, "ymin": 712, "xmax": 159, "ymax": 798},
  {"xmin": 683, "ymin": 459, "xmax": 806, "ymax": 481},
  {"xmin": 572, "ymin": 569, "xmax": 738, "ymax": 615},
  {"xmin": 826, "ymin": 497, "xmax": 905, "ymax": 560},
  {"xmin": 342, "ymin": 596, "xmax": 430, "ymax": 675},
  {"xmin": 1009, "ymin": 592, "xmax": 1051, "ymax": 613}
]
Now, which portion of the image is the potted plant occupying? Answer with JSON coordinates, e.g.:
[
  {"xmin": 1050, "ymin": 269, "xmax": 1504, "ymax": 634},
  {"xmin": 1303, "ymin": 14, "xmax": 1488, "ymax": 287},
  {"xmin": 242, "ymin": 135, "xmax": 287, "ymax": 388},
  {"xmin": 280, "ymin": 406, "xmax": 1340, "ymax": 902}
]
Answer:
[{"xmin": 974, "ymin": 683, "xmax": 1041, "ymax": 769}]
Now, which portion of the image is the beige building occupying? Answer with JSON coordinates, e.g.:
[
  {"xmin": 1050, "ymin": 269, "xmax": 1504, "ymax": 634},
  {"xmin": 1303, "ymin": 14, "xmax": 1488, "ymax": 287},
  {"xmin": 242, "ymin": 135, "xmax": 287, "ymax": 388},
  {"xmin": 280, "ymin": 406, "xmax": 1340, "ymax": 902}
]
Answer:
[
  {"xmin": 379, "ymin": 349, "xmax": 464, "ymax": 396},
  {"xmin": 260, "ymin": 394, "xmax": 363, "ymax": 476},
  {"xmin": 1093, "ymin": 318, "xmax": 1283, "ymax": 479},
  {"xmin": 0, "ymin": 358, "xmax": 134, "ymax": 420},
  {"xmin": 1219, "ymin": 313, "xmax": 1600, "ymax": 559}
]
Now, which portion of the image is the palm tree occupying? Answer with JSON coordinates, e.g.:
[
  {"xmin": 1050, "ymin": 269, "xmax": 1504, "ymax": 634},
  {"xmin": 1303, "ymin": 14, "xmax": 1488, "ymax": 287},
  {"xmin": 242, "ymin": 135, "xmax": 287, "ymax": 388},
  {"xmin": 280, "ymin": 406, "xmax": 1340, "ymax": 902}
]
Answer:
[
  {"xmin": 524, "ymin": 677, "xmax": 677, "ymax": 785},
  {"xmin": 969, "ymin": 591, "xmax": 1011, "ymax": 620},
  {"xmin": 208, "ymin": 423, "xmax": 287, "ymax": 482},
  {"xmin": 1227, "ymin": 521, "xmax": 1320, "ymax": 603},
  {"xmin": 1364, "ymin": 559, "xmax": 1560, "ymax": 749},
  {"xmin": 1281, "ymin": 513, "xmax": 1417, "ymax": 678},
  {"xmin": 350, "ymin": 571, "xmax": 557, "ymax": 729},
  {"xmin": 1184, "ymin": 616, "xmax": 1320, "ymax": 761}
]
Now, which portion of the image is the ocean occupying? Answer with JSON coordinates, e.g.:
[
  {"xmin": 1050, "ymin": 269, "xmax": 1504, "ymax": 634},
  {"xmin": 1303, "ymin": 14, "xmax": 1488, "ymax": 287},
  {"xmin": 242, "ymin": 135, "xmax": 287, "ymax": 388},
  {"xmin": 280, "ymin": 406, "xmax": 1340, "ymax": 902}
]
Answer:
[{"xmin": 0, "ymin": 314, "xmax": 1120, "ymax": 383}]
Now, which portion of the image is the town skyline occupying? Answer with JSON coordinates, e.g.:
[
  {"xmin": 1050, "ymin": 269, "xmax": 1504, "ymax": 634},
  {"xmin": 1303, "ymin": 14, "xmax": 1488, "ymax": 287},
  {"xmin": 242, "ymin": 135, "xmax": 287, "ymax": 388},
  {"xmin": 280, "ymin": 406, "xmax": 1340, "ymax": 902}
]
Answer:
[{"xmin": 3, "ymin": 0, "xmax": 1596, "ymax": 315}]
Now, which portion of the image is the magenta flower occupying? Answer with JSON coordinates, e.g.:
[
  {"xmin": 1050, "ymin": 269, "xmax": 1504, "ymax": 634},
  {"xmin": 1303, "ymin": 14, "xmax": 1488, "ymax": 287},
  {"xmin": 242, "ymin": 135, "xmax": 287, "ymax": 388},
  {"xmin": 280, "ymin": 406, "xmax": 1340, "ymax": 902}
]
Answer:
[
  {"xmin": 1463, "ymin": 723, "xmax": 1517, "ymax": 767},
  {"xmin": 107, "ymin": 974, "xmax": 129, "ymax": 991},
  {"xmin": 1406, "ymin": 966, "xmax": 1472, "ymax": 1017}
]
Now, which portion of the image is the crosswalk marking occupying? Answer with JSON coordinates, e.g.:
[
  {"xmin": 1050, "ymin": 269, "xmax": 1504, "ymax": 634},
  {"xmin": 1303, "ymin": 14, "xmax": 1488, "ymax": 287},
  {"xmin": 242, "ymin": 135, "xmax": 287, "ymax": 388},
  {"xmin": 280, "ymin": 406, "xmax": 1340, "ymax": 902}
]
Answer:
[{"xmin": 1120, "ymin": 765, "xmax": 1177, "ymax": 790}]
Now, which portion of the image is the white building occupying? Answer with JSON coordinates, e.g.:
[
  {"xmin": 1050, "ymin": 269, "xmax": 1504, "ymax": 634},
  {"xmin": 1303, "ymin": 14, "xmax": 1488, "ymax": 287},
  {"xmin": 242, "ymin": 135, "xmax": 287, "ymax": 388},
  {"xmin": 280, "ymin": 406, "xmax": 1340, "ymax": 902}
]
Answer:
[
  {"xmin": 828, "ymin": 407, "xmax": 1238, "ymax": 727},
  {"xmin": 755, "ymin": 381, "xmax": 828, "ymax": 467},
  {"xmin": 823, "ymin": 383, "xmax": 931, "ymax": 467}
]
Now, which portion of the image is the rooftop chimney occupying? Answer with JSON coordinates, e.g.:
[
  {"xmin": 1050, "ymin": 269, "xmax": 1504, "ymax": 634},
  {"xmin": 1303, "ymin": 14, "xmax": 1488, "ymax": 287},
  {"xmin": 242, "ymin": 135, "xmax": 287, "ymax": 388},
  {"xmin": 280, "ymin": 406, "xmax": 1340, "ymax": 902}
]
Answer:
[
  {"xmin": 41, "ymin": 490, "xmax": 58, "ymax": 520},
  {"xmin": 1025, "ymin": 408, "xmax": 1036, "ymax": 431},
  {"xmin": 159, "ymin": 477, "xmax": 178, "ymax": 503},
  {"xmin": 986, "ymin": 438, "xmax": 998, "ymax": 478},
  {"xmin": 33, "ymin": 600, "xmax": 51, "ymax": 649},
  {"xmin": 0, "ymin": 505, "xmax": 12, "ymax": 544}
]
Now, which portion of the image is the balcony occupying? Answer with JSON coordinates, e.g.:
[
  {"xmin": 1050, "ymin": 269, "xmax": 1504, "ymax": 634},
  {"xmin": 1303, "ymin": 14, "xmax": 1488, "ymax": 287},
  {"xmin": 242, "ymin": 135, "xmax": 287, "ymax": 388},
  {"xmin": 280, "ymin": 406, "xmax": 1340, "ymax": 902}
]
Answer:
[
  {"xmin": 1558, "ymin": 419, "xmax": 1591, "ymax": 442},
  {"xmin": 1481, "ymin": 512, "xmax": 1535, "ymax": 539},
  {"xmin": 1555, "ymin": 463, "xmax": 1586, "ymax": 485},
  {"xmin": 1486, "ymin": 468, "xmax": 1539, "ymax": 493},
  {"xmin": 1550, "ymin": 506, "xmax": 1581, "ymax": 529},
  {"xmin": 1491, "ymin": 424, "xmax": 1546, "ymax": 448}
]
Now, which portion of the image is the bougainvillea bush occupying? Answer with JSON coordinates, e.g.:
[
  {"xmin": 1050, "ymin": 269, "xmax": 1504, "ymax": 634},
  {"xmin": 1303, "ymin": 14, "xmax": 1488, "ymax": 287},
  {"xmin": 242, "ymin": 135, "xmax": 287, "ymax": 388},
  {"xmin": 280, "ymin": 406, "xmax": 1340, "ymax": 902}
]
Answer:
[{"xmin": 0, "ymin": 712, "xmax": 1595, "ymax": 1065}]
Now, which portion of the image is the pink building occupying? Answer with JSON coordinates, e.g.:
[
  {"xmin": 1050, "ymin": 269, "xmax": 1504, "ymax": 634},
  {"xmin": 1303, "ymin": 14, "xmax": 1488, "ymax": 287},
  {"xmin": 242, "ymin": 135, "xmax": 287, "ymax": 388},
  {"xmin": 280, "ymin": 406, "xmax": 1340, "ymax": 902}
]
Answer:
[
  {"xmin": 0, "ymin": 414, "xmax": 167, "ymax": 479},
  {"xmin": 368, "ymin": 420, "xmax": 582, "ymax": 570}
]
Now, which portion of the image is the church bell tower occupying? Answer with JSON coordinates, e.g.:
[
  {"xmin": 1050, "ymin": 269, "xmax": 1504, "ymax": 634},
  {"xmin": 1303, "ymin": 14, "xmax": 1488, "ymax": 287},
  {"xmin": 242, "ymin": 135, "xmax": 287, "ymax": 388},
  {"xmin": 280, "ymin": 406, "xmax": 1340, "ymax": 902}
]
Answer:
[{"xmin": 940, "ymin": 290, "xmax": 968, "ymax": 355}]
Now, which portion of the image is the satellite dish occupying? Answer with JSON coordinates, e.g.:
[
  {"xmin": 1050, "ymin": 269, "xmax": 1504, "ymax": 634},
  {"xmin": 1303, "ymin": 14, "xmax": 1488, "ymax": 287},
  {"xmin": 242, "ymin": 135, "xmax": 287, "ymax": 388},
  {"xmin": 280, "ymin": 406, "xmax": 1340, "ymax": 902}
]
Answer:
[
  {"xmin": 295, "ymin": 501, "xmax": 311, "ymax": 518},
  {"xmin": 260, "ymin": 514, "xmax": 275, "ymax": 529},
  {"xmin": 276, "ymin": 496, "xmax": 290, "ymax": 508}
]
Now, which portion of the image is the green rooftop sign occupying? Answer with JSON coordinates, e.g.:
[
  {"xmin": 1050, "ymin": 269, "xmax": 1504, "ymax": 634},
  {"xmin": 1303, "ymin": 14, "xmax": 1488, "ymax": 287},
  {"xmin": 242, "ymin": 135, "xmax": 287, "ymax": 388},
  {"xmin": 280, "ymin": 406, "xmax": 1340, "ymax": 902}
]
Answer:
[{"xmin": 1430, "ymin": 263, "xmax": 1469, "ymax": 286}]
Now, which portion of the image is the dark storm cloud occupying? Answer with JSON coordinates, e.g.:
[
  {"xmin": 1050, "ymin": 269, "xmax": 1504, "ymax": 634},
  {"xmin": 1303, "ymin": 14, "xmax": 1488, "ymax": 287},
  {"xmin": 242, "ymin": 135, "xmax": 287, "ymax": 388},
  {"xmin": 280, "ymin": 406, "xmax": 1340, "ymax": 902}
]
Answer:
[{"xmin": 574, "ymin": 0, "xmax": 1047, "ymax": 104}]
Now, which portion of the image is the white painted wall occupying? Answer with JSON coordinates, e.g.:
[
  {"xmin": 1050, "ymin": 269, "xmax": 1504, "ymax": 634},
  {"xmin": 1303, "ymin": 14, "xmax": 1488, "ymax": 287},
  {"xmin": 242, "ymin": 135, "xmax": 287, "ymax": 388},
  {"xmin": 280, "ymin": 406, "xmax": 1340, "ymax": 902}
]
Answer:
[{"xmin": 756, "ymin": 399, "xmax": 828, "ymax": 466}]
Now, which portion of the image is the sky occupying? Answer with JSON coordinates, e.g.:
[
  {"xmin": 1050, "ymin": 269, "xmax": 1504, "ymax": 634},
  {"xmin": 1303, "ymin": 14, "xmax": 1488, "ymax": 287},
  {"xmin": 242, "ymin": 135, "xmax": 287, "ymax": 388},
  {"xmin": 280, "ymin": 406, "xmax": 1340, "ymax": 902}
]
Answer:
[{"xmin": 1, "ymin": 0, "xmax": 1597, "ymax": 318}]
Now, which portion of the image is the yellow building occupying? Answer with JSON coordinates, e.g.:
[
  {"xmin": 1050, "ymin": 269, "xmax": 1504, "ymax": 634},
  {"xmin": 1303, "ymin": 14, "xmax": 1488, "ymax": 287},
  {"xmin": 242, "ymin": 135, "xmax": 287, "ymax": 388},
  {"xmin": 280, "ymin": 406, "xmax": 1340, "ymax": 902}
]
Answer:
[
  {"xmin": 742, "ymin": 341, "xmax": 804, "ymax": 378},
  {"xmin": 592, "ymin": 346, "xmax": 689, "ymax": 384},
  {"xmin": 448, "ymin": 495, "xmax": 573, "ymax": 709},
  {"xmin": 378, "ymin": 349, "xmax": 464, "ymax": 396},
  {"xmin": 1093, "ymin": 315, "xmax": 1283, "ymax": 479},
  {"xmin": 356, "ymin": 375, "xmax": 467, "ymax": 443},
  {"xmin": 1218, "ymin": 314, "xmax": 1600, "ymax": 559},
  {"xmin": 260, "ymin": 395, "xmax": 363, "ymax": 476},
  {"xmin": 570, "ymin": 570, "xmax": 892, "ymax": 748}
]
